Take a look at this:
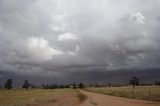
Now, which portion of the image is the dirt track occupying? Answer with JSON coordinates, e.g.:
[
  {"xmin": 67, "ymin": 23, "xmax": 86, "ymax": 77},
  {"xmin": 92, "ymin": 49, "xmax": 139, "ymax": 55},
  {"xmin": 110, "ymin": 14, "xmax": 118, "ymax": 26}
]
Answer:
[
  {"xmin": 31, "ymin": 91, "xmax": 80, "ymax": 106},
  {"xmin": 32, "ymin": 90, "xmax": 160, "ymax": 106},
  {"xmin": 77, "ymin": 90, "xmax": 160, "ymax": 106}
]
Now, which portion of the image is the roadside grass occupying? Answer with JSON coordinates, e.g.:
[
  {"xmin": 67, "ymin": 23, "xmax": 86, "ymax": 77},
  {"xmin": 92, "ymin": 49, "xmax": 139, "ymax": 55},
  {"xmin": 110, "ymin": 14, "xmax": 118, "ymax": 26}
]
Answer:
[
  {"xmin": 76, "ymin": 89, "xmax": 87, "ymax": 102},
  {"xmin": 84, "ymin": 86, "xmax": 160, "ymax": 102},
  {"xmin": 0, "ymin": 88, "xmax": 79, "ymax": 106}
]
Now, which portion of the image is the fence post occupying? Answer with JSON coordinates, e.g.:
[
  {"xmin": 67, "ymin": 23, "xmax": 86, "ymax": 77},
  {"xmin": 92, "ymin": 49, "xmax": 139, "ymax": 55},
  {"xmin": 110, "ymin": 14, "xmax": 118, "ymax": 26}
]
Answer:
[
  {"xmin": 148, "ymin": 89, "xmax": 150, "ymax": 100},
  {"xmin": 132, "ymin": 88, "xmax": 135, "ymax": 98}
]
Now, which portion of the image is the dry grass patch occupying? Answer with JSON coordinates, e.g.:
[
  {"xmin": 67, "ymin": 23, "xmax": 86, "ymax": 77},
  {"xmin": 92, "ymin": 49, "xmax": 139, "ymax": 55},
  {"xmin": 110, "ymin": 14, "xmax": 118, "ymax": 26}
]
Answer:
[
  {"xmin": 84, "ymin": 86, "xmax": 160, "ymax": 102},
  {"xmin": 0, "ymin": 88, "xmax": 77, "ymax": 106}
]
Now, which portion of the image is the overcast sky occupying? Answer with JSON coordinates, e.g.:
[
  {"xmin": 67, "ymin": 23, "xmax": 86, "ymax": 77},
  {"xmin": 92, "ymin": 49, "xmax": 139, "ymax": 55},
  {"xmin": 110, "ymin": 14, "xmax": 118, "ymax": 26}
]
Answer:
[{"xmin": 0, "ymin": 0, "xmax": 160, "ymax": 86}]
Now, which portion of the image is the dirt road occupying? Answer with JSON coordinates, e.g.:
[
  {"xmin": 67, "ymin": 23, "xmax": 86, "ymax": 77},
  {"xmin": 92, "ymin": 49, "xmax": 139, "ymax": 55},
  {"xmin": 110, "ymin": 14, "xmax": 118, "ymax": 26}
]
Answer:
[
  {"xmin": 77, "ymin": 90, "xmax": 160, "ymax": 106},
  {"xmin": 31, "ymin": 91, "xmax": 80, "ymax": 106},
  {"xmin": 31, "ymin": 90, "xmax": 160, "ymax": 106}
]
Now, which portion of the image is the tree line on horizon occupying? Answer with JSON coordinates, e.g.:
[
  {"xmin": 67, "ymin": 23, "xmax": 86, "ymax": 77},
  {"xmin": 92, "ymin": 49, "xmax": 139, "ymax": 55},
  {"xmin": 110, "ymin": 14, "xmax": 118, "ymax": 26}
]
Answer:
[
  {"xmin": 0, "ymin": 79, "xmax": 84, "ymax": 89},
  {"xmin": 0, "ymin": 76, "xmax": 160, "ymax": 89}
]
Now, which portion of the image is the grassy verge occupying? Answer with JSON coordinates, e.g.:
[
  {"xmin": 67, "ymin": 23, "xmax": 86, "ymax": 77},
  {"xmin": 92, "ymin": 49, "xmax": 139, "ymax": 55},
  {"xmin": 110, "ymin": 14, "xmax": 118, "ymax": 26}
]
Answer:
[
  {"xmin": 76, "ymin": 89, "xmax": 87, "ymax": 102},
  {"xmin": 0, "ymin": 88, "xmax": 76, "ymax": 106},
  {"xmin": 84, "ymin": 86, "xmax": 160, "ymax": 102}
]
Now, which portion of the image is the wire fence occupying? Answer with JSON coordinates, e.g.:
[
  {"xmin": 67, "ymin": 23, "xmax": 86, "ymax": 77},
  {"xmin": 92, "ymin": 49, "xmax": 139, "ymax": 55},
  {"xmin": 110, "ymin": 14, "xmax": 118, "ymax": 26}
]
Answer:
[{"xmin": 85, "ymin": 86, "xmax": 160, "ymax": 102}]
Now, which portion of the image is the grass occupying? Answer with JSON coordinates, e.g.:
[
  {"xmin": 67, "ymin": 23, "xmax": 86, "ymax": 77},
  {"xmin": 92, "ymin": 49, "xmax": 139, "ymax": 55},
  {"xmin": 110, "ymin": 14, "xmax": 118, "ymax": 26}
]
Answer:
[
  {"xmin": 76, "ymin": 90, "xmax": 87, "ymax": 102},
  {"xmin": 84, "ymin": 86, "xmax": 160, "ymax": 102},
  {"xmin": 0, "ymin": 88, "xmax": 80, "ymax": 106}
]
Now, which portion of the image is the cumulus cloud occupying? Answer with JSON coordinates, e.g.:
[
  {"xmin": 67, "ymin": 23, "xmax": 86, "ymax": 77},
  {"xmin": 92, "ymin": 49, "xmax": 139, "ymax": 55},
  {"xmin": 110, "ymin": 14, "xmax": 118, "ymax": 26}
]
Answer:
[
  {"xmin": 0, "ymin": 0, "xmax": 160, "ymax": 83},
  {"xmin": 57, "ymin": 32, "xmax": 78, "ymax": 41},
  {"xmin": 27, "ymin": 36, "xmax": 64, "ymax": 60},
  {"xmin": 129, "ymin": 12, "xmax": 146, "ymax": 24}
]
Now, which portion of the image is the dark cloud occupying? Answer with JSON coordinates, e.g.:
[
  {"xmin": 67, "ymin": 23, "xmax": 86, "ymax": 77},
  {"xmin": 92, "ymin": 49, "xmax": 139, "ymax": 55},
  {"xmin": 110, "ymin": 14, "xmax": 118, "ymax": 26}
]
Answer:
[{"xmin": 0, "ymin": 0, "xmax": 160, "ymax": 85}]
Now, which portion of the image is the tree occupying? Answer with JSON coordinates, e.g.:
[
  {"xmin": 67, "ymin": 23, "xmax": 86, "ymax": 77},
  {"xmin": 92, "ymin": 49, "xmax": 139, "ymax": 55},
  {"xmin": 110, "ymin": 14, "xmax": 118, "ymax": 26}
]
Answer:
[
  {"xmin": 155, "ymin": 80, "xmax": 160, "ymax": 86},
  {"xmin": 72, "ymin": 83, "xmax": 76, "ymax": 89},
  {"xmin": 31, "ymin": 84, "xmax": 37, "ymax": 88},
  {"xmin": 155, "ymin": 80, "xmax": 158, "ymax": 85},
  {"xmin": 79, "ymin": 83, "xmax": 84, "ymax": 89},
  {"xmin": 108, "ymin": 83, "xmax": 112, "ymax": 87},
  {"xmin": 158, "ymin": 81, "xmax": 160, "ymax": 85},
  {"xmin": 130, "ymin": 76, "xmax": 139, "ymax": 88},
  {"xmin": 4, "ymin": 79, "xmax": 12, "ymax": 89},
  {"xmin": 22, "ymin": 80, "xmax": 30, "ymax": 89}
]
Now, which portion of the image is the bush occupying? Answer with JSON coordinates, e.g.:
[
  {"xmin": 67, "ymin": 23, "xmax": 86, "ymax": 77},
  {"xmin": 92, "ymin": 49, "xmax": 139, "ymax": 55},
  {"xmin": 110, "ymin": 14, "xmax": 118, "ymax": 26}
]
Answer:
[
  {"xmin": 22, "ymin": 80, "xmax": 30, "ymax": 89},
  {"xmin": 79, "ymin": 83, "xmax": 84, "ymax": 89}
]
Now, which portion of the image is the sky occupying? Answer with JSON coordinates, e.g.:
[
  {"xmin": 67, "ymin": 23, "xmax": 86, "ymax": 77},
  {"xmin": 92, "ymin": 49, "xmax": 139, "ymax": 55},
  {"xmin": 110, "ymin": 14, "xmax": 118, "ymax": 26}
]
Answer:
[{"xmin": 0, "ymin": 0, "xmax": 160, "ymax": 86}]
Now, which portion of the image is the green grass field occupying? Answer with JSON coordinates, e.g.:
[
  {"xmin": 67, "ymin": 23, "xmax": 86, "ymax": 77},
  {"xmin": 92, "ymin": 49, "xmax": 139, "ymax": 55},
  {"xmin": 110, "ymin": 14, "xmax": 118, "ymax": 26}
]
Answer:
[
  {"xmin": 0, "ymin": 88, "xmax": 81, "ymax": 106},
  {"xmin": 84, "ymin": 86, "xmax": 160, "ymax": 102}
]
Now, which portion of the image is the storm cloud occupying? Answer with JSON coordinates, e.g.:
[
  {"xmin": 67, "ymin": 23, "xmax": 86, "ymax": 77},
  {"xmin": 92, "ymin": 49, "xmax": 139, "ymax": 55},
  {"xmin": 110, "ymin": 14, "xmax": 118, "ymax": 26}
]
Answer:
[{"xmin": 0, "ymin": 0, "xmax": 160, "ymax": 85}]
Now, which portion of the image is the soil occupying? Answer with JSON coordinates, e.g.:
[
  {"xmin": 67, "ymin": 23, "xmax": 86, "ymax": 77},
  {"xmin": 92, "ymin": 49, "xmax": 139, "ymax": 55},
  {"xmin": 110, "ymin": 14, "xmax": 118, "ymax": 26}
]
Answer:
[
  {"xmin": 31, "ymin": 90, "xmax": 160, "ymax": 106},
  {"xmin": 30, "ymin": 91, "xmax": 79, "ymax": 106},
  {"xmin": 77, "ymin": 90, "xmax": 160, "ymax": 106}
]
